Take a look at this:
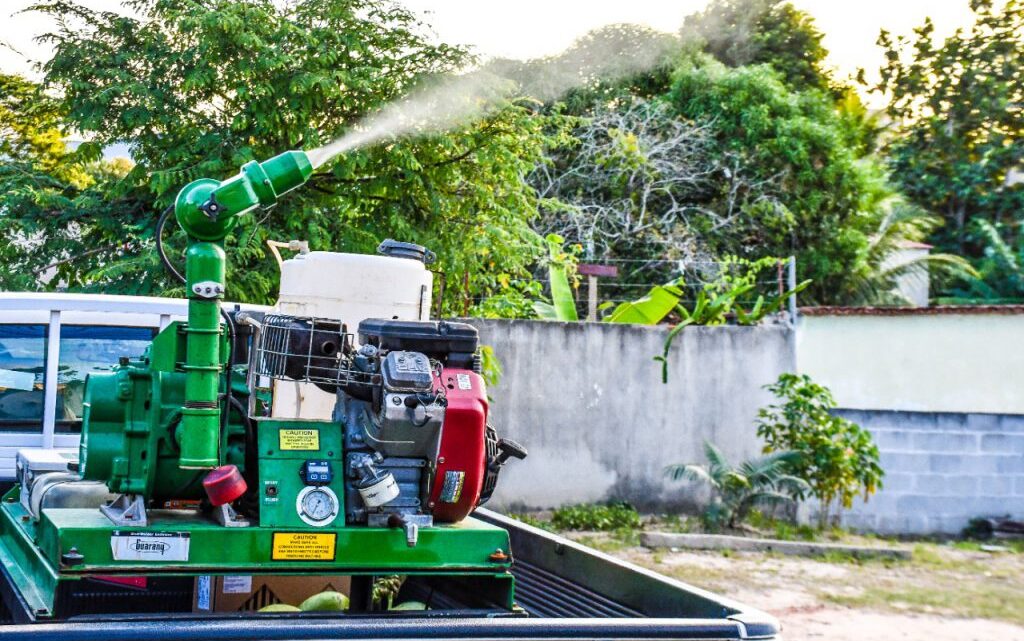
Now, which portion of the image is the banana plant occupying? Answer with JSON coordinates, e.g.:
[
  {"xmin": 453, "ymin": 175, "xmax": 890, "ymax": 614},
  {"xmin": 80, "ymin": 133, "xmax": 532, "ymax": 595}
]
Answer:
[{"xmin": 532, "ymin": 234, "xmax": 579, "ymax": 321}]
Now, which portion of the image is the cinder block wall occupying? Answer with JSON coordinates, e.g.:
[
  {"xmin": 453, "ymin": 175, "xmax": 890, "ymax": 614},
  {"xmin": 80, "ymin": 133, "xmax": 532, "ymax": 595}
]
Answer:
[{"xmin": 838, "ymin": 409, "xmax": 1024, "ymax": 535}]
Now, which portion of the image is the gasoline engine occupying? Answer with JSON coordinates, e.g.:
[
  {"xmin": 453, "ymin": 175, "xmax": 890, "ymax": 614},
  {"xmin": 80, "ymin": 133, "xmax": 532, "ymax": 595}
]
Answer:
[{"xmin": 0, "ymin": 150, "xmax": 525, "ymax": 621}]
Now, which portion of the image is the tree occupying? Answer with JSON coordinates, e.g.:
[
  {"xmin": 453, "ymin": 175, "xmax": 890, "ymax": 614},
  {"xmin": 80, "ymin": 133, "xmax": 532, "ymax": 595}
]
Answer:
[
  {"xmin": 681, "ymin": 0, "xmax": 832, "ymax": 92},
  {"xmin": 875, "ymin": 1, "xmax": 1024, "ymax": 276},
  {"xmin": 0, "ymin": 73, "xmax": 117, "ymax": 291},
  {"xmin": 532, "ymin": 98, "xmax": 726, "ymax": 268},
  {"xmin": 670, "ymin": 57, "xmax": 891, "ymax": 303},
  {"xmin": 22, "ymin": 0, "xmax": 562, "ymax": 311},
  {"xmin": 0, "ymin": 73, "xmax": 68, "ymax": 173},
  {"xmin": 756, "ymin": 374, "xmax": 883, "ymax": 528}
]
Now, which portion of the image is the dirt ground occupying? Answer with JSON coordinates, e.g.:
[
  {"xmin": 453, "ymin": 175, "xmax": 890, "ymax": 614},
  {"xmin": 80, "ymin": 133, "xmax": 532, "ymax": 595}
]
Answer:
[{"xmin": 568, "ymin": 533, "xmax": 1024, "ymax": 641}]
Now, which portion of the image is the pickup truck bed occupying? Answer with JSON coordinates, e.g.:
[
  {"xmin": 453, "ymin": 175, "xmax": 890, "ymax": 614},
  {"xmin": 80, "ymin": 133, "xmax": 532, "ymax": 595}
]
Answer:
[{"xmin": 0, "ymin": 509, "xmax": 780, "ymax": 640}]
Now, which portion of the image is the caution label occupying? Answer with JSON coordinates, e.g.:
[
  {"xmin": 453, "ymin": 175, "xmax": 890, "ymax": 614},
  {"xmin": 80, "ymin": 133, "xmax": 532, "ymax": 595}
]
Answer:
[
  {"xmin": 278, "ymin": 428, "xmax": 319, "ymax": 451},
  {"xmin": 271, "ymin": 532, "xmax": 336, "ymax": 561},
  {"xmin": 440, "ymin": 470, "xmax": 465, "ymax": 504}
]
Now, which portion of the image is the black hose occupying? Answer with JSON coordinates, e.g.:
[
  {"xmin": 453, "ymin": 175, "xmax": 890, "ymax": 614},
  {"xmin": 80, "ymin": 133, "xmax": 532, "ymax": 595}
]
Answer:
[{"xmin": 155, "ymin": 204, "xmax": 185, "ymax": 283}]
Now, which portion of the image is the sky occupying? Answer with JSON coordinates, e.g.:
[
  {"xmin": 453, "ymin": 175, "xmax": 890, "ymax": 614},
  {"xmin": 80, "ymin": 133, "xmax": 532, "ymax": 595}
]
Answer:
[{"xmin": 1, "ymin": 0, "xmax": 978, "ymax": 108}]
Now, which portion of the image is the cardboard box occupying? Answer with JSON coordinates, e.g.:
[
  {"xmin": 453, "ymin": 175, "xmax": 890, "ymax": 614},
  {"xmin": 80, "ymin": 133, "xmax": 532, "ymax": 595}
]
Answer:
[{"xmin": 193, "ymin": 574, "xmax": 351, "ymax": 612}]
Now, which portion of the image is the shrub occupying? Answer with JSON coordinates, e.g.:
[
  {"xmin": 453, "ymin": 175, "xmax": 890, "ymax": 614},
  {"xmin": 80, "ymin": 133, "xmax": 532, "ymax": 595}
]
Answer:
[
  {"xmin": 757, "ymin": 373, "xmax": 884, "ymax": 527},
  {"xmin": 666, "ymin": 441, "xmax": 808, "ymax": 531},
  {"xmin": 551, "ymin": 502, "xmax": 642, "ymax": 531}
]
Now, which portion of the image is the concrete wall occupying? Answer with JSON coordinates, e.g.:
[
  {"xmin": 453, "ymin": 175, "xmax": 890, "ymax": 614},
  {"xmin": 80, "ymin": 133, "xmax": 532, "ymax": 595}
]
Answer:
[
  {"xmin": 837, "ymin": 409, "xmax": 1024, "ymax": 535},
  {"xmin": 797, "ymin": 309, "xmax": 1024, "ymax": 414},
  {"xmin": 466, "ymin": 320, "xmax": 796, "ymax": 511}
]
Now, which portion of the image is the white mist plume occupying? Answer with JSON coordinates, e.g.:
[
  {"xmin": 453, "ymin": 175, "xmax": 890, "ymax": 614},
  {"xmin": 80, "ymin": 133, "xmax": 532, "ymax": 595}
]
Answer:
[
  {"xmin": 307, "ymin": 71, "xmax": 516, "ymax": 168},
  {"xmin": 307, "ymin": 24, "xmax": 679, "ymax": 169}
]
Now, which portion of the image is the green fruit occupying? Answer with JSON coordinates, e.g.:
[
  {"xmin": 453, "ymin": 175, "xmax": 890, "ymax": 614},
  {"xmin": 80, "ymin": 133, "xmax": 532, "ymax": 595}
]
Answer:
[
  {"xmin": 390, "ymin": 601, "xmax": 427, "ymax": 611},
  {"xmin": 258, "ymin": 604, "xmax": 301, "ymax": 613},
  {"xmin": 299, "ymin": 591, "xmax": 350, "ymax": 612}
]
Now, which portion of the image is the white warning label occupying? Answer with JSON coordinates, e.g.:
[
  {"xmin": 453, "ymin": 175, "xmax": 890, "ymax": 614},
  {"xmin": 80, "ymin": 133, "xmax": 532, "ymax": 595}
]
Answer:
[{"xmin": 110, "ymin": 531, "xmax": 190, "ymax": 562}]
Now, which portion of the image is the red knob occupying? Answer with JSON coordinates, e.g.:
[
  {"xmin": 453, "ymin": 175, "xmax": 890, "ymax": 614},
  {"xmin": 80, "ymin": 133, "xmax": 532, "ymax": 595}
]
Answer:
[{"xmin": 202, "ymin": 465, "xmax": 248, "ymax": 506}]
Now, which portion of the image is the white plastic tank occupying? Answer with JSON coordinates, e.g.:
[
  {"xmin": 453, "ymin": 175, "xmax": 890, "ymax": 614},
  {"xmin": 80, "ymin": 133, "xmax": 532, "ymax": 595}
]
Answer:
[
  {"xmin": 269, "ymin": 243, "xmax": 434, "ymax": 420},
  {"xmin": 276, "ymin": 251, "xmax": 432, "ymax": 323}
]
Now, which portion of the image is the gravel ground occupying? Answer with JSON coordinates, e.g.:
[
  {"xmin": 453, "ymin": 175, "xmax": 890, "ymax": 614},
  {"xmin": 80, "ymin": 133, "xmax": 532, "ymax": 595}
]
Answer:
[{"xmin": 566, "ymin": 532, "xmax": 1024, "ymax": 641}]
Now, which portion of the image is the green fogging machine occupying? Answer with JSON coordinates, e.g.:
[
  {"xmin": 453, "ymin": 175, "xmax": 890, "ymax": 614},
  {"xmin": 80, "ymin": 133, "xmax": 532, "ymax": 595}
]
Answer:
[{"xmin": 0, "ymin": 151, "xmax": 527, "ymax": 621}]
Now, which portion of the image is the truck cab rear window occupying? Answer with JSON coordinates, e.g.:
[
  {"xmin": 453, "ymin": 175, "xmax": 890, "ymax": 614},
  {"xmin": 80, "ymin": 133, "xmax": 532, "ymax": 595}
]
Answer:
[
  {"xmin": 0, "ymin": 324, "xmax": 47, "ymax": 432},
  {"xmin": 56, "ymin": 325, "xmax": 155, "ymax": 433}
]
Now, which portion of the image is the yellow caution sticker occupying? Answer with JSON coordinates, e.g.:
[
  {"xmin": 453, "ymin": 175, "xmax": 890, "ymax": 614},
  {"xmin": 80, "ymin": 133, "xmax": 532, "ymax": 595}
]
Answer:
[
  {"xmin": 278, "ymin": 428, "xmax": 319, "ymax": 451},
  {"xmin": 271, "ymin": 532, "xmax": 336, "ymax": 561}
]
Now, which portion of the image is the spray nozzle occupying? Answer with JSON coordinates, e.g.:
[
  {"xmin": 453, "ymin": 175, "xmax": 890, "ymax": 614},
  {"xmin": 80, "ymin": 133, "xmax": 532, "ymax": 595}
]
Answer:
[{"xmin": 175, "ymin": 150, "xmax": 313, "ymax": 242}]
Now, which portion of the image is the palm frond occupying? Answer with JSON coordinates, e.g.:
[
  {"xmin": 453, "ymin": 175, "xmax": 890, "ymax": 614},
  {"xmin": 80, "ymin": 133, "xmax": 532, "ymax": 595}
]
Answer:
[{"xmin": 664, "ymin": 463, "xmax": 717, "ymax": 489}]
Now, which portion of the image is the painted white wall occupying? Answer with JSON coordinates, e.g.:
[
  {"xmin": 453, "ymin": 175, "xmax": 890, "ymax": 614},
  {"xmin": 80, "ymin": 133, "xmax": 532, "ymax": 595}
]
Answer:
[{"xmin": 797, "ymin": 311, "xmax": 1024, "ymax": 414}]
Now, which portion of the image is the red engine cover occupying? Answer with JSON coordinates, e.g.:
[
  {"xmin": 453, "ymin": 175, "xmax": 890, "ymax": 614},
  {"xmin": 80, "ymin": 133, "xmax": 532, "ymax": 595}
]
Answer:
[{"xmin": 429, "ymin": 368, "xmax": 488, "ymax": 522}]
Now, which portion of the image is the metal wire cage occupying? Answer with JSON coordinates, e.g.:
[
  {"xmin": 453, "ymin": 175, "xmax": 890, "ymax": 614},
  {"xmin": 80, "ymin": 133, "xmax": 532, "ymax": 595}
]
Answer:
[{"xmin": 252, "ymin": 314, "xmax": 369, "ymax": 387}]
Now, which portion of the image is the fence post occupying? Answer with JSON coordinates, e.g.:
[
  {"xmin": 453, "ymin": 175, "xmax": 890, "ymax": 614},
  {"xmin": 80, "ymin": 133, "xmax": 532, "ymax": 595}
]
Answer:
[{"xmin": 787, "ymin": 256, "xmax": 798, "ymax": 324}]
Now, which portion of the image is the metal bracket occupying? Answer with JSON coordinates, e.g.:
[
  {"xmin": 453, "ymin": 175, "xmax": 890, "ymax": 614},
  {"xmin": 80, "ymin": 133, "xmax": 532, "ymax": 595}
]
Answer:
[
  {"xmin": 212, "ymin": 503, "xmax": 251, "ymax": 528},
  {"xmin": 99, "ymin": 494, "xmax": 148, "ymax": 527},
  {"xmin": 191, "ymin": 280, "xmax": 224, "ymax": 299}
]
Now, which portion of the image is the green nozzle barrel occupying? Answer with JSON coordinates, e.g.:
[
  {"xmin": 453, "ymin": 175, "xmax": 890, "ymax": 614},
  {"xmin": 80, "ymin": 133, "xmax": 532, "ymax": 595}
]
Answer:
[
  {"xmin": 172, "ymin": 149, "xmax": 312, "ymax": 470},
  {"xmin": 178, "ymin": 242, "xmax": 225, "ymax": 469}
]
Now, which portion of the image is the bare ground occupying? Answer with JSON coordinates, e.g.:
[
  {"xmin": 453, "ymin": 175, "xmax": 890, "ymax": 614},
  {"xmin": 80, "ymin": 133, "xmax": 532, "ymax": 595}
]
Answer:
[{"xmin": 567, "ymin": 533, "xmax": 1024, "ymax": 641}]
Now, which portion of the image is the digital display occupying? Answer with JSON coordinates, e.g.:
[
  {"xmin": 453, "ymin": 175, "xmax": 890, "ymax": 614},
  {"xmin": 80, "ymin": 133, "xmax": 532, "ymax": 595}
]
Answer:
[{"xmin": 302, "ymin": 460, "xmax": 332, "ymax": 485}]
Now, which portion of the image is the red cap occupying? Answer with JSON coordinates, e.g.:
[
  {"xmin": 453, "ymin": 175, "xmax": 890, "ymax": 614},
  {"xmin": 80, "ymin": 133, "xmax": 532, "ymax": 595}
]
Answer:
[{"xmin": 202, "ymin": 465, "xmax": 248, "ymax": 506}]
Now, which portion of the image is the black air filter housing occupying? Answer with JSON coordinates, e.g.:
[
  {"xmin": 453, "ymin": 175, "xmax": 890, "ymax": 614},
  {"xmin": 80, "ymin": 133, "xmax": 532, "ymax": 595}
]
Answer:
[{"xmin": 358, "ymin": 319, "xmax": 478, "ymax": 367}]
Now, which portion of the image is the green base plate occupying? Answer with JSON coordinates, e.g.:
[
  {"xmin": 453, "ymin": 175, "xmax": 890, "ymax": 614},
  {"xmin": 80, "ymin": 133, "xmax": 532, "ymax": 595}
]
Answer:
[{"xmin": 0, "ymin": 499, "xmax": 513, "ymax": 620}]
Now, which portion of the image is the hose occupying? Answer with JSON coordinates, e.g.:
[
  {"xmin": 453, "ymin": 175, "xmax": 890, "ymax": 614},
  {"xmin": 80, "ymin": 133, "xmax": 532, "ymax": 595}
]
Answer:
[{"xmin": 156, "ymin": 204, "xmax": 185, "ymax": 284}]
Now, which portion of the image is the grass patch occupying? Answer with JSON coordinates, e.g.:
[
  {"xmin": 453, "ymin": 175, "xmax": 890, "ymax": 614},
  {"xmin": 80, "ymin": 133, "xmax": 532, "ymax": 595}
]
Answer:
[
  {"xmin": 574, "ymin": 527, "xmax": 642, "ymax": 553},
  {"xmin": 506, "ymin": 512, "xmax": 553, "ymax": 531},
  {"xmin": 551, "ymin": 502, "xmax": 642, "ymax": 531},
  {"xmin": 823, "ymin": 576, "xmax": 1024, "ymax": 626}
]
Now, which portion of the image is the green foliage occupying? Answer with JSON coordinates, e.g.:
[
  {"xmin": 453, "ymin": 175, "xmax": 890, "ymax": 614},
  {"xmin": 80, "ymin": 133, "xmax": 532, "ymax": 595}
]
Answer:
[
  {"xmin": 834, "ymin": 199, "xmax": 977, "ymax": 306},
  {"xmin": 756, "ymin": 374, "xmax": 884, "ymax": 527},
  {"xmin": 746, "ymin": 510, "xmax": 819, "ymax": 541},
  {"xmin": 602, "ymin": 280, "xmax": 685, "ymax": 325},
  {"xmin": 652, "ymin": 256, "xmax": 810, "ymax": 382},
  {"xmin": 505, "ymin": 512, "xmax": 554, "ymax": 531},
  {"xmin": 945, "ymin": 219, "xmax": 1024, "ymax": 302},
  {"xmin": 551, "ymin": 502, "xmax": 642, "ymax": 531},
  {"xmin": 681, "ymin": 0, "xmax": 832, "ymax": 92},
  {"xmin": 671, "ymin": 58, "xmax": 890, "ymax": 304},
  {"xmin": 874, "ymin": 0, "xmax": 1024, "ymax": 292},
  {"xmin": 17, "ymin": 0, "xmax": 566, "ymax": 309},
  {"xmin": 477, "ymin": 345, "xmax": 503, "ymax": 388},
  {"xmin": 532, "ymin": 234, "xmax": 581, "ymax": 321},
  {"xmin": 666, "ymin": 441, "xmax": 808, "ymax": 530},
  {"xmin": 0, "ymin": 73, "xmax": 73, "ymax": 176}
]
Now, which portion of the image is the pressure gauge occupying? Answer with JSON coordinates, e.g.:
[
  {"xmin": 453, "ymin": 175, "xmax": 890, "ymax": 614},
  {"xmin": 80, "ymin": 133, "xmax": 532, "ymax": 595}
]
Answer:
[{"xmin": 295, "ymin": 486, "xmax": 339, "ymax": 527}]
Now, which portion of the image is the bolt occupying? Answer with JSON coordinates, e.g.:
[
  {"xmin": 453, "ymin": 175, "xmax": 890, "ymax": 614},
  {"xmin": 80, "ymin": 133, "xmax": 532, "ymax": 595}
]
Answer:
[
  {"xmin": 438, "ymin": 457, "xmax": 445, "ymax": 464},
  {"xmin": 392, "ymin": 396, "xmax": 402, "ymax": 406}
]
